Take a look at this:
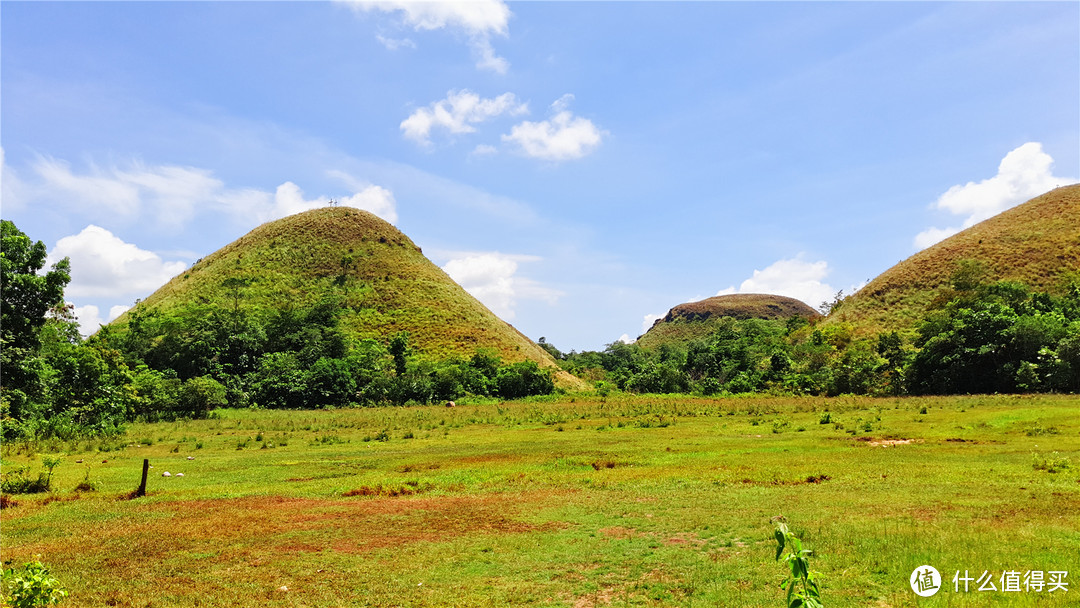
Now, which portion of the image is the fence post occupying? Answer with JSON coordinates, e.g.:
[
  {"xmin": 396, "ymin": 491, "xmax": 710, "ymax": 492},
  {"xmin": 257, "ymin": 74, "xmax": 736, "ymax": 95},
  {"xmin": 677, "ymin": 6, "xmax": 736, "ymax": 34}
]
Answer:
[{"xmin": 136, "ymin": 458, "xmax": 149, "ymax": 497}]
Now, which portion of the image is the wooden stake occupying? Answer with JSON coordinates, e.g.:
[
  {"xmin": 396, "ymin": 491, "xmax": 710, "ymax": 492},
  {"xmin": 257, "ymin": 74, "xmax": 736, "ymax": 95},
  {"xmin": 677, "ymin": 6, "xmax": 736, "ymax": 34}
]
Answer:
[{"xmin": 136, "ymin": 459, "xmax": 149, "ymax": 497}]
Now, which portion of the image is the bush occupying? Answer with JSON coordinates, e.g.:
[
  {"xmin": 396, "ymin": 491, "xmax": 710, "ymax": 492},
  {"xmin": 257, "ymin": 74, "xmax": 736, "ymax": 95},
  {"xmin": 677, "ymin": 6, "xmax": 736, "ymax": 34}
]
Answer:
[
  {"xmin": 0, "ymin": 466, "xmax": 49, "ymax": 494},
  {"xmin": 495, "ymin": 361, "xmax": 555, "ymax": 399},
  {"xmin": 2, "ymin": 560, "xmax": 68, "ymax": 607},
  {"xmin": 177, "ymin": 376, "xmax": 227, "ymax": 418}
]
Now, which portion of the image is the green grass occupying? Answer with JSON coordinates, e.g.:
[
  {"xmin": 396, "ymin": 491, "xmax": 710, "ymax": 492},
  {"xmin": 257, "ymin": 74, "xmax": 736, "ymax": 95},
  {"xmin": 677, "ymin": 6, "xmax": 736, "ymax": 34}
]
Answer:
[
  {"xmin": 828, "ymin": 184, "xmax": 1080, "ymax": 338},
  {"xmin": 2, "ymin": 394, "xmax": 1078, "ymax": 607}
]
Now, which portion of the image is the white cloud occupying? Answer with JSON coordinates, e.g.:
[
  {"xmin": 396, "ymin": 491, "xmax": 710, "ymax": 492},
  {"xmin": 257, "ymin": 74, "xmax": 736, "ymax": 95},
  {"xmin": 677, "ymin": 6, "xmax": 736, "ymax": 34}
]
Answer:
[
  {"xmin": 441, "ymin": 252, "xmax": 562, "ymax": 320},
  {"xmin": 256, "ymin": 181, "xmax": 397, "ymax": 224},
  {"xmin": 8, "ymin": 156, "xmax": 398, "ymax": 227},
  {"xmin": 1, "ymin": 147, "xmax": 28, "ymax": 213},
  {"xmin": 642, "ymin": 313, "xmax": 663, "ymax": 334},
  {"xmin": 326, "ymin": 169, "xmax": 399, "ymax": 223},
  {"xmin": 617, "ymin": 334, "xmax": 635, "ymax": 345},
  {"xmin": 375, "ymin": 34, "xmax": 416, "ymax": 50},
  {"xmin": 551, "ymin": 93, "xmax": 575, "ymax": 113},
  {"xmin": 471, "ymin": 144, "xmax": 499, "ymax": 157},
  {"xmin": 32, "ymin": 156, "xmax": 145, "ymax": 217},
  {"xmin": 471, "ymin": 36, "xmax": 509, "ymax": 74},
  {"xmin": 717, "ymin": 256, "xmax": 835, "ymax": 309},
  {"xmin": 72, "ymin": 304, "xmax": 130, "ymax": 338},
  {"xmin": 343, "ymin": 0, "xmax": 512, "ymax": 73},
  {"xmin": 401, "ymin": 90, "xmax": 528, "ymax": 146},
  {"xmin": 502, "ymin": 96, "xmax": 605, "ymax": 161},
  {"xmin": 912, "ymin": 226, "xmax": 961, "ymax": 250},
  {"xmin": 914, "ymin": 142, "xmax": 1078, "ymax": 249},
  {"xmin": 49, "ymin": 225, "xmax": 188, "ymax": 300}
]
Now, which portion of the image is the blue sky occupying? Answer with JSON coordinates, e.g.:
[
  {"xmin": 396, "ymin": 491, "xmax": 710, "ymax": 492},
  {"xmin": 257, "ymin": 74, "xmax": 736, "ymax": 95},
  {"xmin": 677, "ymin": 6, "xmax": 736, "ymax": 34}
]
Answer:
[{"xmin": 2, "ymin": 1, "xmax": 1078, "ymax": 351}]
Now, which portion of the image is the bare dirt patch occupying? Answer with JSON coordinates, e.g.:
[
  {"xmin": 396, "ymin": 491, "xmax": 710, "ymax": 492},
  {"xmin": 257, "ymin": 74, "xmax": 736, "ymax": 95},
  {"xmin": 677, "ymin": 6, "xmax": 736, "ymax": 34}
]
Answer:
[{"xmin": 867, "ymin": 438, "xmax": 919, "ymax": 447}]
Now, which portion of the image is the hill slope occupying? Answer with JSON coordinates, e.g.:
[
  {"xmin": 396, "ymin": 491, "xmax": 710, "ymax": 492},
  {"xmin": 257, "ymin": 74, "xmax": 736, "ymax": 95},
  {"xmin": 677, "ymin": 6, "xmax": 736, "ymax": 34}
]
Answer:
[
  {"xmin": 636, "ymin": 293, "xmax": 821, "ymax": 349},
  {"xmin": 829, "ymin": 184, "xmax": 1080, "ymax": 336},
  {"xmin": 117, "ymin": 207, "xmax": 582, "ymax": 387}
]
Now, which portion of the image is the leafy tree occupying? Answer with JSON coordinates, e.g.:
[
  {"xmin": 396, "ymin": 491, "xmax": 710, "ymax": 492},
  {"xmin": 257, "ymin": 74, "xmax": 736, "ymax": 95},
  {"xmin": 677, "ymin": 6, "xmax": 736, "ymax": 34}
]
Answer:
[
  {"xmin": 627, "ymin": 361, "xmax": 688, "ymax": 394},
  {"xmin": 177, "ymin": 376, "xmax": 227, "ymax": 418},
  {"xmin": 388, "ymin": 331, "xmax": 411, "ymax": 377},
  {"xmin": 249, "ymin": 352, "xmax": 309, "ymax": 409},
  {"xmin": 537, "ymin": 336, "xmax": 564, "ymax": 360},
  {"xmin": 495, "ymin": 360, "xmax": 555, "ymax": 399},
  {"xmin": 306, "ymin": 357, "xmax": 357, "ymax": 407},
  {"xmin": 1, "ymin": 220, "xmax": 71, "ymax": 398},
  {"xmin": 909, "ymin": 301, "xmax": 1018, "ymax": 394}
]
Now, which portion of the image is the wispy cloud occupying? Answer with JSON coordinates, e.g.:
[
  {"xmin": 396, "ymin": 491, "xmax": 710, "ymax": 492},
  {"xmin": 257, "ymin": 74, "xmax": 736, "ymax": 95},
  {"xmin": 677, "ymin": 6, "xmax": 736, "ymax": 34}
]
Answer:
[
  {"xmin": 914, "ymin": 142, "xmax": 1078, "ymax": 249},
  {"xmin": 401, "ymin": 90, "xmax": 528, "ymax": 147},
  {"xmin": 341, "ymin": 0, "xmax": 512, "ymax": 73},
  {"xmin": 7, "ymin": 156, "xmax": 398, "ymax": 227},
  {"xmin": 375, "ymin": 33, "xmax": 416, "ymax": 51}
]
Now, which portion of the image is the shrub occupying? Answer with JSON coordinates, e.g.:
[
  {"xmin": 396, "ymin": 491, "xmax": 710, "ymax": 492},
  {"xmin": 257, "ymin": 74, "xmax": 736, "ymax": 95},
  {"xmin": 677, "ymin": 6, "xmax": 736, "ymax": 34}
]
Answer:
[{"xmin": 2, "ymin": 560, "xmax": 68, "ymax": 607}]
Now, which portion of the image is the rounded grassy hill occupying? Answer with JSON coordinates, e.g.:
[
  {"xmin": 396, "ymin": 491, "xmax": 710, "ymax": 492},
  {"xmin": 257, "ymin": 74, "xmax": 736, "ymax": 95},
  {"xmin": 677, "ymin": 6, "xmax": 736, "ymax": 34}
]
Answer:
[
  {"xmin": 636, "ymin": 293, "xmax": 821, "ymax": 349},
  {"xmin": 115, "ymin": 207, "xmax": 582, "ymax": 387},
  {"xmin": 829, "ymin": 184, "xmax": 1080, "ymax": 336}
]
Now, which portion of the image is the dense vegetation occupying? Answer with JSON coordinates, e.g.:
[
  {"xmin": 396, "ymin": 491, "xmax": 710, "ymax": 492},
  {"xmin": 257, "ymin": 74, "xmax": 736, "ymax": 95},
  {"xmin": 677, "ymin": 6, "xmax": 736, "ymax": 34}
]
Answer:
[
  {"xmin": 548, "ymin": 261, "xmax": 1080, "ymax": 399},
  {"xmin": 1, "ymin": 221, "xmax": 555, "ymax": 441}
]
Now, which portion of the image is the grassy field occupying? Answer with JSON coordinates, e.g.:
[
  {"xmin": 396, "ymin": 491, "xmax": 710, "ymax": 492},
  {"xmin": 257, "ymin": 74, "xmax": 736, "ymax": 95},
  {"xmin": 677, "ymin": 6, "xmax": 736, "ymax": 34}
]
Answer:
[{"xmin": 2, "ymin": 394, "xmax": 1078, "ymax": 607}]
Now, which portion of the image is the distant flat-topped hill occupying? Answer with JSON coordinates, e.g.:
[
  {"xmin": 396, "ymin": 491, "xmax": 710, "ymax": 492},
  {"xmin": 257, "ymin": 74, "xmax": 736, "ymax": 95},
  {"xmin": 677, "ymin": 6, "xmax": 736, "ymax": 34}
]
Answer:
[
  {"xmin": 636, "ymin": 293, "xmax": 821, "ymax": 349},
  {"xmin": 115, "ymin": 207, "xmax": 582, "ymax": 387},
  {"xmin": 829, "ymin": 184, "xmax": 1080, "ymax": 336}
]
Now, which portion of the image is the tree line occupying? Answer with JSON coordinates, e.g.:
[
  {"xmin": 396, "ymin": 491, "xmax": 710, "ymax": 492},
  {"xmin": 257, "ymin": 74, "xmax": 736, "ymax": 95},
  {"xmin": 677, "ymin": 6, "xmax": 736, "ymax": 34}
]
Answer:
[{"xmin": 542, "ymin": 261, "xmax": 1080, "ymax": 398}]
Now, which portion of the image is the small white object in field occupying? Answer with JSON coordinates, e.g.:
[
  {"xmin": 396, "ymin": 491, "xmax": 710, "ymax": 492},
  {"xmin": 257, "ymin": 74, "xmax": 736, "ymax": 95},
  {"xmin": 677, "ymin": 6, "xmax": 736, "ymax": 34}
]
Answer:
[
  {"xmin": 187, "ymin": 456, "xmax": 195, "ymax": 460},
  {"xmin": 162, "ymin": 471, "xmax": 171, "ymax": 477},
  {"xmin": 176, "ymin": 473, "xmax": 185, "ymax": 477},
  {"xmin": 445, "ymin": 401, "xmax": 455, "ymax": 408},
  {"xmin": 278, "ymin": 586, "xmax": 288, "ymax": 592}
]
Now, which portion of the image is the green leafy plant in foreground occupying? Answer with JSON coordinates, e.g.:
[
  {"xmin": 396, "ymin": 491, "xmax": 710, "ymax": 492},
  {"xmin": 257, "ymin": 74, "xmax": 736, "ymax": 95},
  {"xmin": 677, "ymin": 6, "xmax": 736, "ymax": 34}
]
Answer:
[
  {"xmin": 2, "ymin": 560, "xmax": 68, "ymax": 607},
  {"xmin": 774, "ymin": 521, "xmax": 823, "ymax": 608}
]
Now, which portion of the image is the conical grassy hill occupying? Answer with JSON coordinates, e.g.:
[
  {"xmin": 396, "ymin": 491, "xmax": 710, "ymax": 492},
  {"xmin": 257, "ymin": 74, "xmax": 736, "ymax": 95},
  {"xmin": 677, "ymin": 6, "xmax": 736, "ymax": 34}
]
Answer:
[
  {"xmin": 636, "ymin": 293, "xmax": 821, "ymax": 350},
  {"xmin": 119, "ymin": 207, "xmax": 581, "ymax": 387},
  {"xmin": 828, "ymin": 184, "xmax": 1080, "ymax": 336}
]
